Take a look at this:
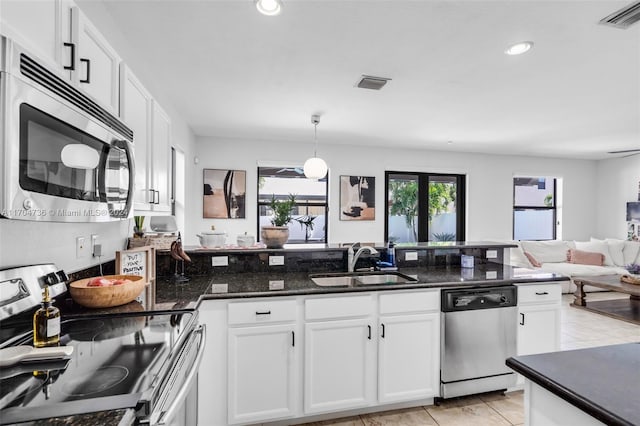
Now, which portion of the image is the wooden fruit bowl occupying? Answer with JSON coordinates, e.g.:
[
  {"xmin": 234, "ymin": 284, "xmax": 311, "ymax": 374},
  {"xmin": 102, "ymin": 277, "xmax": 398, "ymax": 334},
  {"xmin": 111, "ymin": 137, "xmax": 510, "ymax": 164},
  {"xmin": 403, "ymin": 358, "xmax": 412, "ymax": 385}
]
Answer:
[{"xmin": 69, "ymin": 275, "xmax": 145, "ymax": 308}]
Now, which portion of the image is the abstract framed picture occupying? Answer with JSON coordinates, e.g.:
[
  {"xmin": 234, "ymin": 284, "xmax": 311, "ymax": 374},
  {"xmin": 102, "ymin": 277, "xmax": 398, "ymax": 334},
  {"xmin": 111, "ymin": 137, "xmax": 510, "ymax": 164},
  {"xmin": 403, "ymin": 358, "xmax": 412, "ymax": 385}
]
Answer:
[
  {"xmin": 340, "ymin": 175, "xmax": 375, "ymax": 221},
  {"xmin": 203, "ymin": 169, "xmax": 246, "ymax": 218}
]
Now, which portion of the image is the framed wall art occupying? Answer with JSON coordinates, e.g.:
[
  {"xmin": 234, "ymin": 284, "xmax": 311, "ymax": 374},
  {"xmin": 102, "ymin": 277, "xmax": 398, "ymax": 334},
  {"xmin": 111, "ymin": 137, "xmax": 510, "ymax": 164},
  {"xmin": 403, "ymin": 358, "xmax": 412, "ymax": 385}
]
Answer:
[
  {"xmin": 340, "ymin": 175, "xmax": 375, "ymax": 221},
  {"xmin": 203, "ymin": 169, "xmax": 246, "ymax": 218}
]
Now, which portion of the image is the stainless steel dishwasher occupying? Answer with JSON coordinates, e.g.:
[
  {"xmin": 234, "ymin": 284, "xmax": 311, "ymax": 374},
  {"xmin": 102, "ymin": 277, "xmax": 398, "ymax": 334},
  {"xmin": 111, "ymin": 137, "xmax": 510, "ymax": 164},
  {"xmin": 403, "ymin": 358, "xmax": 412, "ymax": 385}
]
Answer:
[{"xmin": 440, "ymin": 285, "xmax": 517, "ymax": 399}]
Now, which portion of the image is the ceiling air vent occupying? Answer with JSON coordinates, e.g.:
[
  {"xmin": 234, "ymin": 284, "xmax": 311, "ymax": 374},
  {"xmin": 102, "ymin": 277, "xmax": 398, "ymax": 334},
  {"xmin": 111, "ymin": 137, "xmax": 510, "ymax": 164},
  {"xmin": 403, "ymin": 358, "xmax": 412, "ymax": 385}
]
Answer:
[
  {"xmin": 356, "ymin": 75, "xmax": 391, "ymax": 90},
  {"xmin": 599, "ymin": 1, "xmax": 640, "ymax": 29}
]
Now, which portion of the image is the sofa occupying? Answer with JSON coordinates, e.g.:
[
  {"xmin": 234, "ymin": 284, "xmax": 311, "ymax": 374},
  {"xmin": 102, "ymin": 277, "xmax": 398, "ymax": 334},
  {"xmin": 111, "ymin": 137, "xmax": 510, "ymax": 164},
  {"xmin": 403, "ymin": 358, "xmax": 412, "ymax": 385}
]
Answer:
[{"xmin": 508, "ymin": 238, "xmax": 640, "ymax": 293}]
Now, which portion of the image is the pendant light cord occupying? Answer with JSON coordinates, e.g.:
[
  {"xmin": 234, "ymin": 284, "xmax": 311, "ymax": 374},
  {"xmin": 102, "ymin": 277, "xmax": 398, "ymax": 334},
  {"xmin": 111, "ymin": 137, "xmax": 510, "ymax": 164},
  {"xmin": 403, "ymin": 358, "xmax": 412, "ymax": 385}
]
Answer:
[{"xmin": 313, "ymin": 122, "xmax": 318, "ymax": 157}]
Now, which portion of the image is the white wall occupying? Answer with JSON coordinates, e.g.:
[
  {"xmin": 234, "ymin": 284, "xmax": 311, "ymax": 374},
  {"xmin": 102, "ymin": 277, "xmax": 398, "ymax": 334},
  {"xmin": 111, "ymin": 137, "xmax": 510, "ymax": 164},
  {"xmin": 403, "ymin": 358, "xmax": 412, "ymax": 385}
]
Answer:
[
  {"xmin": 0, "ymin": 1, "xmax": 196, "ymax": 272},
  {"xmin": 595, "ymin": 155, "xmax": 640, "ymax": 239},
  {"xmin": 186, "ymin": 137, "xmax": 598, "ymax": 246}
]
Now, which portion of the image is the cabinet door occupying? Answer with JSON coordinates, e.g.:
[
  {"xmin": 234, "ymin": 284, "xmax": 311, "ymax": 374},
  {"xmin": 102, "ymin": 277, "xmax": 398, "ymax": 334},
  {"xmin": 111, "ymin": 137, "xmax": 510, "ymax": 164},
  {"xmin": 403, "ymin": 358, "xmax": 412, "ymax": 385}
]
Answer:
[
  {"xmin": 0, "ymin": 0, "xmax": 71, "ymax": 76},
  {"xmin": 228, "ymin": 324, "xmax": 298, "ymax": 425},
  {"xmin": 71, "ymin": 6, "xmax": 120, "ymax": 113},
  {"xmin": 304, "ymin": 319, "xmax": 375, "ymax": 414},
  {"xmin": 151, "ymin": 102, "xmax": 172, "ymax": 213},
  {"xmin": 378, "ymin": 312, "xmax": 440, "ymax": 403},
  {"xmin": 517, "ymin": 305, "xmax": 560, "ymax": 356},
  {"xmin": 120, "ymin": 65, "xmax": 153, "ymax": 211}
]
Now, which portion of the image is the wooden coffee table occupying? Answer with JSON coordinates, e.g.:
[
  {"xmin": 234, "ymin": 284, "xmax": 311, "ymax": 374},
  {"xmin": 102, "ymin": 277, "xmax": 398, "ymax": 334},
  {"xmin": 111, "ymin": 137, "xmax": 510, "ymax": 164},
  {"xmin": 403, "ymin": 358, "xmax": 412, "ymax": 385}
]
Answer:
[{"xmin": 571, "ymin": 275, "xmax": 640, "ymax": 325}]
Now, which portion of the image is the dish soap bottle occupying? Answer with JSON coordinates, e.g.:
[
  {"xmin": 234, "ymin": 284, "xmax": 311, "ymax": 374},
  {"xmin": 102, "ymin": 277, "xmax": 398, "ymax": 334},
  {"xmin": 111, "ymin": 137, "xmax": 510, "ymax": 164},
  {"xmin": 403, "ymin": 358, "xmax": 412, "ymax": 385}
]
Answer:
[
  {"xmin": 33, "ymin": 286, "xmax": 60, "ymax": 347},
  {"xmin": 387, "ymin": 242, "xmax": 396, "ymax": 267}
]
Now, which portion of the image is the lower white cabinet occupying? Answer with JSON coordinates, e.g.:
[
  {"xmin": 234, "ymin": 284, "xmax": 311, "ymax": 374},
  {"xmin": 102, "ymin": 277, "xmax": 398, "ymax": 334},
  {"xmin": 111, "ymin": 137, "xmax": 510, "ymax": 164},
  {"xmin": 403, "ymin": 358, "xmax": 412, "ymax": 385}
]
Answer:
[
  {"xmin": 304, "ymin": 318, "xmax": 376, "ymax": 414},
  {"xmin": 515, "ymin": 283, "xmax": 562, "ymax": 386},
  {"xmin": 378, "ymin": 312, "xmax": 440, "ymax": 403},
  {"xmin": 228, "ymin": 323, "xmax": 298, "ymax": 424}
]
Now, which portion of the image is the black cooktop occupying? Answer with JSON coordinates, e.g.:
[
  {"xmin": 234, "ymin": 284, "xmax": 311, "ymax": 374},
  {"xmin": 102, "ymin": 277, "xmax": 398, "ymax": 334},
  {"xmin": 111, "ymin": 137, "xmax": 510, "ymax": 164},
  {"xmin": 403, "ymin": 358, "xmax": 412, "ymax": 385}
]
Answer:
[{"xmin": 0, "ymin": 310, "xmax": 196, "ymax": 424}]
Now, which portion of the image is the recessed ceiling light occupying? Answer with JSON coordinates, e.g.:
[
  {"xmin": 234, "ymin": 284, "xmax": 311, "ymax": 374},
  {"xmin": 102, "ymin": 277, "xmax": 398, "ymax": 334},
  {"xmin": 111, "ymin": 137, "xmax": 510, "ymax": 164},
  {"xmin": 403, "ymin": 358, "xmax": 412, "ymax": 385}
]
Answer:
[
  {"xmin": 255, "ymin": 0, "xmax": 282, "ymax": 16},
  {"xmin": 504, "ymin": 41, "xmax": 534, "ymax": 56}
]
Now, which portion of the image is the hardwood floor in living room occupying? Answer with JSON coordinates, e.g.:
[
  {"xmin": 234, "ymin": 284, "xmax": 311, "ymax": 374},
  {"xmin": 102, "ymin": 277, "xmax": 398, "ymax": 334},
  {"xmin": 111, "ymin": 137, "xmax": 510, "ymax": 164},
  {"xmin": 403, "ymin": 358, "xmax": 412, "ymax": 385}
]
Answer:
[{"xmin": 298, "ymin": 292, "xmax": 640, "ymax": 426}]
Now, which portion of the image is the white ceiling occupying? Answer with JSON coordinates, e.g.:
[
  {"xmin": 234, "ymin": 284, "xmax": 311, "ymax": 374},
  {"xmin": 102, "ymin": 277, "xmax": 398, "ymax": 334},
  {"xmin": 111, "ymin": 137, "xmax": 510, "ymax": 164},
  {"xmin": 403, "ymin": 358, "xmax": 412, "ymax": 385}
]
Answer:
[{"xmin": 96, "ymin": 0, "xmax": 640, "ymax": 160}]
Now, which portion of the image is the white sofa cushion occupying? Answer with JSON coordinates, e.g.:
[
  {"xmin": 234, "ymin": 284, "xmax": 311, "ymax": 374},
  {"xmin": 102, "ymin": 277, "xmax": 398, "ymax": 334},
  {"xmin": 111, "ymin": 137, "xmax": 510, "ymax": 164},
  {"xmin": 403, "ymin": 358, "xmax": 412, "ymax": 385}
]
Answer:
[
  {"xmin": 538, "ymin": 262, "xmax": 628, "ymax": 277},
  {"xmin": 623, "ymin": 241, "xmax": 640, "ymax": 266},
  {"xmin": 574, "ymin": 240, "xmax": 614, "ymax": 266},
  {"xmin": 591, "ymin": 237, "xmax": 625, "ymax": 266},
  {"xmin": 520, "ymin": 240, "xmax": 574, "ymax": 264}
]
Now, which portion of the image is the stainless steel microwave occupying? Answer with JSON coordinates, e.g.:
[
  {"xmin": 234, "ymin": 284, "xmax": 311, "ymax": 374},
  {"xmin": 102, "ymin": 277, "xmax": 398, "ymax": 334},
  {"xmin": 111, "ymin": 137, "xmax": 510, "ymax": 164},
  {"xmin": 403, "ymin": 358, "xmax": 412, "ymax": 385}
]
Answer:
[{"xmin": 0, "ymin": 36, "xmax": 134, "ymax": 223}]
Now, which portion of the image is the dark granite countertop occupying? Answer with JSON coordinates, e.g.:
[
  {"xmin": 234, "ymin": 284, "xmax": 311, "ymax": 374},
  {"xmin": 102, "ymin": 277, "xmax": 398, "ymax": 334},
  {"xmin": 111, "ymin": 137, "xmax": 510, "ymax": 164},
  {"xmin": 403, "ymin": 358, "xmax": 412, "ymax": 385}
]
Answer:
[
  {"xmin": 25, "ymin": 408, "xmax": 135, "ymax": 426},
  {"xmin": 153, "ymin": 265, "xmax": 566, "ymax": 304},
  {"xmin": 506, "ymin": 343, "xmax": 640, "ymax": 426}
]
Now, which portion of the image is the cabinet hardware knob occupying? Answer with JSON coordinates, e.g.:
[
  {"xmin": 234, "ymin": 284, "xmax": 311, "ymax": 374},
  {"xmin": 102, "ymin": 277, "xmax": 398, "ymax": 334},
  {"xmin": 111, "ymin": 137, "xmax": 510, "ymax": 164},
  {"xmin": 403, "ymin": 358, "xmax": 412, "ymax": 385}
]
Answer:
[
  {"xmin": 63, "ymin": 43, "xmax": 75, "ymax": 70},
  {"xmin": 80, "ymin": 58, "xmax": 90, "ymax": 83}
]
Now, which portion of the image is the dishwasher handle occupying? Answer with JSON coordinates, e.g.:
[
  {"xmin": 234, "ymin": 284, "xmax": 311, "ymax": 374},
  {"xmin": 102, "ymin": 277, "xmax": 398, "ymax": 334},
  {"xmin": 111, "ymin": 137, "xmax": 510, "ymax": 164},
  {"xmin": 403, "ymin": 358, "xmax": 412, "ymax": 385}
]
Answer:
[{"xmin": 156, "ymin": 324, "xmax": 206, "ymax": 425}]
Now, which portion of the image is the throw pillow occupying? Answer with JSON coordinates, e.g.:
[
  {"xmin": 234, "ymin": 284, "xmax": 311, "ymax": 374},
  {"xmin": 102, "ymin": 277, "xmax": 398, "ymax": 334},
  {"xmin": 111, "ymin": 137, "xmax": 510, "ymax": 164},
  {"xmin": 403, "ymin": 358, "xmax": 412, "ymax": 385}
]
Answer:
[
  {"xmin": 574, "ymin": 241, "xmax": 613, "ymax": 266},
  {"xmin": 523, "ymin": 252, "xmax": 542, "ymax": 268},
  {"xmin": 591, "ymin": 237, "xmax": 625, "ymax": 266},
  {"xmin": 520, "ymin": 240, "xmax": 572, "ymax": 264},
  {"xmin": 567, "ymin": 249, "xmax": 604, "ymax": 266},
  {"xmin": 623, "ymin": 241, "xmax": 640, "ymax": 266}
]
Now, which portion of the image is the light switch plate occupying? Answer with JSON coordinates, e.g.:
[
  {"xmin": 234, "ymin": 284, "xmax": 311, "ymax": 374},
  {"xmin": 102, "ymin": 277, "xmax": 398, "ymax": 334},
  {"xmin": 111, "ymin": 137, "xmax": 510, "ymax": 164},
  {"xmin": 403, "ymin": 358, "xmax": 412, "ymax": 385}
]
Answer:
[
  {"xmin": 486, "ymin": 250, "xmax": 498, "ymax": 259},
  {"xmin": 269, "ymin": 255, "xmax": 285, "ymax": 266},
  {"xmin": 76, "ymin": 236, "xmax": 87, "ymax": 259},
  {"xmin": 211, "ymin": 256, "xmax": 229, "ymax": 267},
  {"xmin": 405, "ymin": 251, "xmax": 418, "ymax": 261}
]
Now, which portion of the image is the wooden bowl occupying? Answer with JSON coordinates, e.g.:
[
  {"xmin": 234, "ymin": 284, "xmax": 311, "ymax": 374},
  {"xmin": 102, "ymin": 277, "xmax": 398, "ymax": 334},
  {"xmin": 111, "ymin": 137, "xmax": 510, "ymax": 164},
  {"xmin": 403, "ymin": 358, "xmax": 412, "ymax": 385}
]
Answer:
[{"xmin": 69, "ymin": 275, "xmax": 145, "ymax": 308}]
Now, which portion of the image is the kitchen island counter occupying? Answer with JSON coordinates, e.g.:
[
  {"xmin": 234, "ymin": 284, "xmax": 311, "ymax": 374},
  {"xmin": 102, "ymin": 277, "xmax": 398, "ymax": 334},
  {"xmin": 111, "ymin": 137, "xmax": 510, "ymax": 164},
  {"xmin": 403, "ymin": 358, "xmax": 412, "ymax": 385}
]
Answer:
[{"xmin": 507, "ymin": 343, "xmax": 640, "ymax": 426}]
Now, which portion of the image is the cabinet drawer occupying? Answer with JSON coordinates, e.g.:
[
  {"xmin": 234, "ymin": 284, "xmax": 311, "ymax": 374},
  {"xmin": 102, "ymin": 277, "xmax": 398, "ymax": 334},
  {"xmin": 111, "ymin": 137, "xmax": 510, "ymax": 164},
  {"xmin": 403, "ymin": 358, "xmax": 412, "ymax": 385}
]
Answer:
[
  {"xmin": 305, "ymin": 294, "xmax": 374, "ymax": 320},
  {"xmin": 379, "ymin": 290, "xmax": 440, "ymax": 314},
  {"xmin": 228, "ymin": 299, "xmax": 297, "ymax": 325},
  {"xmin": 518, "ymin": 284, "xmax": 562, "ymax": 305}
]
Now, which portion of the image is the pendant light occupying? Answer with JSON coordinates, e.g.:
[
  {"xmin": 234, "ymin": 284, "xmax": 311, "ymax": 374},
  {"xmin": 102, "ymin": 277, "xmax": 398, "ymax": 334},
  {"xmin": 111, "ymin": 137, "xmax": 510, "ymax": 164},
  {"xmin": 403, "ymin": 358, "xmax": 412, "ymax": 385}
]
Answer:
[
  {"xmin": 255, "ymin": 0, "xmax": 282, "ymax": 16},
  {"xmin": 303, "ymin": 115, "xmax": 328, "ymax": 180}
]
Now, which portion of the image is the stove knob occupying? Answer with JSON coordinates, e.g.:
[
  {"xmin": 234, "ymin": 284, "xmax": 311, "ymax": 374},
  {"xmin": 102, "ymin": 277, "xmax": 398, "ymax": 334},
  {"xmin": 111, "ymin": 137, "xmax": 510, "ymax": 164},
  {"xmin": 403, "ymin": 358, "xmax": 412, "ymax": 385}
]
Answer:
[
  {"xmin": 56, "ymin": 270, "xmax": 69, "ymax": 282},
  {"xmin": 45, "ymin": 272, "xmax": 59, "ymax": 286}
]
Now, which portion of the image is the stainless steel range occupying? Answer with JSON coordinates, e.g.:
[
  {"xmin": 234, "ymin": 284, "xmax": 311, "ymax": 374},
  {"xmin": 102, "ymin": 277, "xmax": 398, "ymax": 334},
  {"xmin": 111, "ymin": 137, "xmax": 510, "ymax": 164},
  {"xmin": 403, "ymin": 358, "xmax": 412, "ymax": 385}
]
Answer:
[{"xmin": 0, "ymin": 264, "xmax": 205, "ymax": 425}]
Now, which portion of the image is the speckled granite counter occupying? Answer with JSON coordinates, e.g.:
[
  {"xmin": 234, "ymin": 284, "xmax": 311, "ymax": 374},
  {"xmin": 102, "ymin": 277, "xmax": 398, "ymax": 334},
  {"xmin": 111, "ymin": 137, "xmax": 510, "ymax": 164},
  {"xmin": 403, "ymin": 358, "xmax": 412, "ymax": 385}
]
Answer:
[
  {"xmin": 25, "ymin": 408, "xmax": 135, "ymax": 426},
  {"xmin": 506, "ymin": 343, "xmax": 640, "ymax": 426},
  {"xmin": 152, "ymin": 265, "xmax": 567, "ymax": 305}
]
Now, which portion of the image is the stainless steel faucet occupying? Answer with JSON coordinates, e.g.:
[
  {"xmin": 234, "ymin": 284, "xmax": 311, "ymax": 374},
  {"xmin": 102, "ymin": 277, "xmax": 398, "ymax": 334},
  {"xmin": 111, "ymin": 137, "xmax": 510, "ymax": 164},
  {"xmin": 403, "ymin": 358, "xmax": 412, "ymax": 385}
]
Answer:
[{"xmin": 347, "ymin": 244, "xmax": 379, "ymax": 272}]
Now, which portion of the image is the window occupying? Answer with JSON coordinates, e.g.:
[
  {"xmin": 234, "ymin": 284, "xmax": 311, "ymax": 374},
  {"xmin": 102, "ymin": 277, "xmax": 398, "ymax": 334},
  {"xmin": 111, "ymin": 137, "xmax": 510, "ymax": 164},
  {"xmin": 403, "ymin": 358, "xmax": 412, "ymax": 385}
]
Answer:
[
  {"xmin": 513, "ymin": 177, "xmax": 557, "ymax": 240},
  {"xmin": 257, "ymin": 167, "xmax": 328, "ymax": 243},
  {"xmin": 385, "ymin": 172, "xmax": 466, "ymax": 243}
]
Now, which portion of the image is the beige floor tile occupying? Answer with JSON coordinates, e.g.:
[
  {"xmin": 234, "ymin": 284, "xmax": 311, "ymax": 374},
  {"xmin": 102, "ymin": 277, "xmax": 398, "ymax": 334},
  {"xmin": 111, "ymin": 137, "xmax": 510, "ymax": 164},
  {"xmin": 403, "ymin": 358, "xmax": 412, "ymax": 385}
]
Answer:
[
  {"xmin": 426, "ymin": 402, "xmax": 511, "ymax": 426},
  {"xmin": 361, "ymin": 407, "xmax": 437, "ymax": 426},
  {"xmin": 431, "ymin": 395, "xmax": 484, "ymax": 409},
  {"xmin": 480, "ymin": 391, "xmax": 524, "ymax": 425},
  {"xmin": 298, "ymin": 416, "xmax": 364, "ymax": 426}
]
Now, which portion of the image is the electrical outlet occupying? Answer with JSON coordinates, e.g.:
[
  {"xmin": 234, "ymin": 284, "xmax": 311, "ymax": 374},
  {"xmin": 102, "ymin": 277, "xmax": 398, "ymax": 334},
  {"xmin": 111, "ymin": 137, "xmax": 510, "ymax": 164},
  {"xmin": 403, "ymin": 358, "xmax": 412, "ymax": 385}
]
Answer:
[
  {"xmin": 91, "ymin": 234, "xmax": 99, "ymax": 257},
  {"xmin": 486, "ymin": 250, "xmax": 498, "ymax": 259},
  {"xmin": 269, "ymin": 280, "xmax": 284, "ymax": 290},
  {"xmin": 486, "ymin": 271, "xmax": 498, "ymax": 279},
  {"xmin": 405, "ymin": 251, "xmax": 418, "ymax": 261},
  {"xmin": 269, "ymin": 256, "xmax": 285, "ymax": 266},
  {"xmin": 76, "ymin": 236, "xmax": 87, "ymax": 259},
  {"xmin": 212, "ymin": 256, "xmax": 229, "ymax": 267}
]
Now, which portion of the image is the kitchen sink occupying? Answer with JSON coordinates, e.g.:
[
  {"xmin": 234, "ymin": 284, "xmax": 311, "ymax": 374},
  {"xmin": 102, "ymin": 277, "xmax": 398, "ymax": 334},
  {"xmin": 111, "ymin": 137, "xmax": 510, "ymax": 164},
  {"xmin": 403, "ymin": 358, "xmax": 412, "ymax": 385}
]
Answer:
[{"xmin": 310, "ymin": 271, "xmax": 418, "ymax": 287}]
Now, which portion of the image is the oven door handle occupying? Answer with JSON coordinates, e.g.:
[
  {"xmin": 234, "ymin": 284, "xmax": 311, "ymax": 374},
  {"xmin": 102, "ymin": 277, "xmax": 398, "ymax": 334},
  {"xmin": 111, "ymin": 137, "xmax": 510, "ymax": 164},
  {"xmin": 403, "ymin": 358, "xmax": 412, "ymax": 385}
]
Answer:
[{"xmin": 157, "ymin": 324, "xmax": 206, "ymax": 426}]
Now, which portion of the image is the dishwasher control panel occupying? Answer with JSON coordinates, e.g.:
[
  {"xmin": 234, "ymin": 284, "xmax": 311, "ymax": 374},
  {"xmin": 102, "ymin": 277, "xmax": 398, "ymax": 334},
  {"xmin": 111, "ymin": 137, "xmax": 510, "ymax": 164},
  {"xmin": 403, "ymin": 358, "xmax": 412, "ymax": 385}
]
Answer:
[{"xmin": 441, "ymin": 285, "xmax": 517, "ymax": 312}]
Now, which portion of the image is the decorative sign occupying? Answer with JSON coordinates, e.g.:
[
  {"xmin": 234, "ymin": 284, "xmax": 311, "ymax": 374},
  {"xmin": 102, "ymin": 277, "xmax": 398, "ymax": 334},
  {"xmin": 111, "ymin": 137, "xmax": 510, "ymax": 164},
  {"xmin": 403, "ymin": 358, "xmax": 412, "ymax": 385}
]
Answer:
[{"xmin": 116, "ymin": 246, "xmax": 155, "ymax": 283}]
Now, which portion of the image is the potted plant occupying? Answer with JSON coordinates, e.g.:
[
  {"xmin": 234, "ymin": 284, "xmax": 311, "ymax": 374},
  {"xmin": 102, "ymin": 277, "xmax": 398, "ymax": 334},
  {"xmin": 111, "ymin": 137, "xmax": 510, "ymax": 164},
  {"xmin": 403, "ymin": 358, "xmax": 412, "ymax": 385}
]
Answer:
[
  {"xmin": 261, "ymin": 194, "xmax": 296, "ymax": 248},
  {"xmin": 133, "ymin": 216, "xmax": 145, "ymax": 238}
]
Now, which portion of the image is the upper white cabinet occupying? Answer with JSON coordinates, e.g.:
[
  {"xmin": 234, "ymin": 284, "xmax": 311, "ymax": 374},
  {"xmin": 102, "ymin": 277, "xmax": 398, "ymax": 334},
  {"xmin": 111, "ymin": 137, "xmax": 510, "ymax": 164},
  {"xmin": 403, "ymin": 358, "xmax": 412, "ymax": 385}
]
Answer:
[
  {"xmin": 120, "ymin": 65, "xmax": 172, "ymax": 214},
  {"xmin": 0, "ymin": 0, "xmax": 120, "ymax": 114},
  {"xmin": 70, "ymin": 6, "xmax": 120, "ymax": 113}
]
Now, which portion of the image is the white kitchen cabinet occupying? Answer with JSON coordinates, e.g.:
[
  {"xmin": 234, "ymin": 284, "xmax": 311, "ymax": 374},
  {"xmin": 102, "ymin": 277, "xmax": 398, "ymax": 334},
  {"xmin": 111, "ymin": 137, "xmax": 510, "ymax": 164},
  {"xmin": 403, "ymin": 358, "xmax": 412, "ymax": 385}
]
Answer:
[
  {"xmin": 0, "ymin": 1, "xmax": 121, "ymax": 114},
  {"xmin": 377, "ymin": 290, "xmax": 440, "ymax": 403},
  {"xmin": 228, "ymin": 323, "xmax": 298, "ymax": 424},
  {"xmin": 378, "ymin": 313, "xmax": 440, "ymax": 403},
  {"xmin": 71, "ymin": 6, "xmax": 121, "ymax": 114},
  {"xmin": 0, "ymin": 0, "xmax": 71, "ymax": 73},
  {"xmin": 304, "ymin": 318, "xmax": 376, "ymax": 414},
  {"xmin": 516, "ymin": 283, "xmax": 561, "ymax": 386},
  {"xmin": 120, "ymin": 65, "xmax": 172, "ymax": 214}
]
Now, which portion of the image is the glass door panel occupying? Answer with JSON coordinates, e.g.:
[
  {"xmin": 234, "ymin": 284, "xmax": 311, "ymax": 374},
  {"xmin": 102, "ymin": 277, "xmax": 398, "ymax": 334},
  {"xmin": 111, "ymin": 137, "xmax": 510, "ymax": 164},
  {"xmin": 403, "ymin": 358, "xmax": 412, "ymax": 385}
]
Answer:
[
  {"xmin": 427, "ymin": 176, "xmax": 458, "ymax": 242},
  {"xmin": 387, "ymin": 174, "xmax": 418, "ymax": 243}
]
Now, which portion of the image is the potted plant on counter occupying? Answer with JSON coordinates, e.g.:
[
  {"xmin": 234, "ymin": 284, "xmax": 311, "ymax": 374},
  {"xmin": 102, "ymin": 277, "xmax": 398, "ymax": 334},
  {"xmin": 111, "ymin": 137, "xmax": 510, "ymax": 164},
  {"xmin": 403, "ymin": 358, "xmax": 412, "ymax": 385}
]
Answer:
[{"xmin": 261, "ymin": 194, "xmax": 296, "ymax": 248}]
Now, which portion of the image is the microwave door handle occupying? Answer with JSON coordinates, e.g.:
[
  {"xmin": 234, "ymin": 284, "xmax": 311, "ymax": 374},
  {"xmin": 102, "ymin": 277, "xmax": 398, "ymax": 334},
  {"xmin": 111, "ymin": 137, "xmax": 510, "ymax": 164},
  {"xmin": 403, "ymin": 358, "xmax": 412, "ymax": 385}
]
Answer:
[
  {"xmin": 156, "ymin": 324, "xmax": 207, "ymax": 426},
  {"xmin": 110, "ymin": 139, "xmax": 135, "ymax": 218}
]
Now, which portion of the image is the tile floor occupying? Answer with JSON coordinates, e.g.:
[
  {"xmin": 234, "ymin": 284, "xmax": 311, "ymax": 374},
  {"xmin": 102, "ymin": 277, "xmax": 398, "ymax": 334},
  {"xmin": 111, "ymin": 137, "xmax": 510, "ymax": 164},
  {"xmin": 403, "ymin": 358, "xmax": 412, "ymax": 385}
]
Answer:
[{"xmin": 299, "ymin": 292, "xmax": 640, "ymax": 426}]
